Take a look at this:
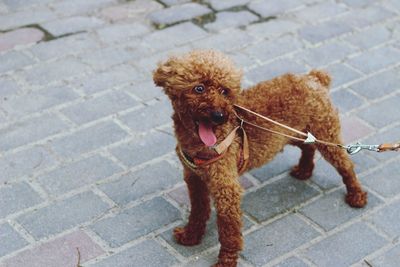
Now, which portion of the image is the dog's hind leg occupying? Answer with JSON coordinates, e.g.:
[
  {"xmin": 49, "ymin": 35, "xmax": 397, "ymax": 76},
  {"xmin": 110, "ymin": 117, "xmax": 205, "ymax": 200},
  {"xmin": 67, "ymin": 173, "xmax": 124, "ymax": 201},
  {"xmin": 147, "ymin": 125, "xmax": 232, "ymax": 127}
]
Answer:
[
  {"xmin": 290, "ymin": 143, "xmax": 316, "ymax": 180},
  {"xmin": 174, "ymin": 168, "xmax": 211, "ymax": 246}
]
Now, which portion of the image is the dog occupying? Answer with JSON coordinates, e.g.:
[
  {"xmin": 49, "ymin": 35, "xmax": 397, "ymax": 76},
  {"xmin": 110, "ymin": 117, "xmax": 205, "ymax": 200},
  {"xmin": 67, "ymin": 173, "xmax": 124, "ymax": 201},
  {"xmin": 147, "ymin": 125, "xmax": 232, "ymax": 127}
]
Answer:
[{"xmin": 153, "ymin": 50, "xmax": 367, "ymax": 267}]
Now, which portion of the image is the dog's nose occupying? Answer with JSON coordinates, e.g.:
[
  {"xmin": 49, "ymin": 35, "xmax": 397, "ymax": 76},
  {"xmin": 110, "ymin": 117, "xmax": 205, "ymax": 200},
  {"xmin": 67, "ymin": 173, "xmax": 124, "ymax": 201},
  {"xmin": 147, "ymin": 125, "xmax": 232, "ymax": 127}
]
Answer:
[{"xmin": 210, "ymin": 111, "xmax": 226, "ymax": 124}]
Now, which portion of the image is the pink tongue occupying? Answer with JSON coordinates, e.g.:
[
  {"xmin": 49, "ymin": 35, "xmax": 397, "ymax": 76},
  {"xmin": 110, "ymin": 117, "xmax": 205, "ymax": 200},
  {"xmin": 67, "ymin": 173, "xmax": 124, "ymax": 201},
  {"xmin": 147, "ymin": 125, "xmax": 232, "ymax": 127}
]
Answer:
[{"xmin": 198, "ymin": 122, "xmax": 217, "ymax": 147}]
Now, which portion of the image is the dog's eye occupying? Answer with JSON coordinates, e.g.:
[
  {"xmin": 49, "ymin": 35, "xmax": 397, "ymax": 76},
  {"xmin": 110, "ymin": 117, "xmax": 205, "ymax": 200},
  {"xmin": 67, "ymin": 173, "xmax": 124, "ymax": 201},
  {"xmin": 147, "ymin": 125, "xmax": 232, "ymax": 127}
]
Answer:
[
  {"xmin": 221, "ymin": 88, "xmax": 229, "ymax": 96},
  {"xmin": 193, "ymin": 85, "xmax": 205, "ymax": 94}
]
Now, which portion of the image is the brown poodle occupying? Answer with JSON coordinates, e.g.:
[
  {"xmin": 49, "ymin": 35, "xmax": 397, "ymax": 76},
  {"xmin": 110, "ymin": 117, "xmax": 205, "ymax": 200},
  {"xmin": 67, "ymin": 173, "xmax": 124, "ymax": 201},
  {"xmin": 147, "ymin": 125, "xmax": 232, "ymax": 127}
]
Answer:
[{"xmin": 153, "ymin": 50, "xmax": 367, "ymax": 267}]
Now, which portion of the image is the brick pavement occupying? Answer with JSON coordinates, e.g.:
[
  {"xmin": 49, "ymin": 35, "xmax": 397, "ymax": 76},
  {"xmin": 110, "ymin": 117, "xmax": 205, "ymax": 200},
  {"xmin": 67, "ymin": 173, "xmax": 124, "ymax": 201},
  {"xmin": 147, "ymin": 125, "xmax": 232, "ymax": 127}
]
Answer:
[{"xmin": 0, "ymin": 0, "xmax": 399, "ymax": 266}]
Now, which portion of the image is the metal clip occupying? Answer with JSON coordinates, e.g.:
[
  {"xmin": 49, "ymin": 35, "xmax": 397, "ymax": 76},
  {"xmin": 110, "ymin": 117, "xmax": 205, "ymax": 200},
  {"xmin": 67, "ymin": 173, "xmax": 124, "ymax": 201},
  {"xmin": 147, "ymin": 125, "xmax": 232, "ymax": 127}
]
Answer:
[{"xmin": 345, "ymin": 142, "xmax": 380, "ymax": 155}]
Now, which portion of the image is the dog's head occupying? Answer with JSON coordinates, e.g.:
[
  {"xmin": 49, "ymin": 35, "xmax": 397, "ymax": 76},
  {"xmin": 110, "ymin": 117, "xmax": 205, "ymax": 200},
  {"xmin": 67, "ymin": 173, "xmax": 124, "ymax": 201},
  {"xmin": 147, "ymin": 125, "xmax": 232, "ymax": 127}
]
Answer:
[{"xmin": 153, "ymin": 50, "xmax": 243, "ymax": 147}]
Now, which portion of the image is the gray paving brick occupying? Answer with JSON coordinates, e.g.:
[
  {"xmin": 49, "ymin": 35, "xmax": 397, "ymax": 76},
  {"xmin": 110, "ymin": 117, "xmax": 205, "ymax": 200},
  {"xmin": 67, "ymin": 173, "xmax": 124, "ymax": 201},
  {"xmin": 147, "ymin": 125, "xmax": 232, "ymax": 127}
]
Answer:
[
  {"xmin": 41, "ymin": 16, "xmax": 105, "ymax": 36},
  {"xmin": 50, "ymin": 0, "xmax": 115, "ymax": 16},
  {"xmin": 340, "ymin": 6, "xmax": 395, "ymax": 28},
  {"xmin": 148, "ymin": 3, "xmax": 211, "ymax": 25},
  {"xmin": 160, "ymin": 0, "xmax": 191, "ymax": 6},
  {"xmin": 91, "ymin": 197, "xmax": 180, "ymax": 247},
  {"xmin": 273, "ymin": 257, "xmax": 308, "ymax": 267},
  {"xmin": 342, "ymin": 0, "xmax": 375, "ymax": 8},
  {"xmin": 61, "ymin": 90, "xmax": 139, "ymax": 124},
  {"xmin": 16, "ymin": 191, "xmax": 110, "ymax": 239},
  {"xmin": 21, "ymin": 58, "xmax": 91, "ymax": 85},
  {"xmin": 345, "ymin": 25, "xmax": 391, "ymax": 49},
  {"xmin": 244, "ymin": 35, "xmax": 303, "ymax": 63},
  {"xmin": 205, "ymin": 11, "xmax": 258, "ymax": 32},
  {"xmin": 162, "ymin": 212, "xmax": 253, "ymax": 257},
  {"xmin": 99, "ymin": 161, "xmax": 180, "ymax": 205},
  {"xmin": 350, "ymin": 152, "xmax": 381, "ymax": 175},
  {"xmin": 242, "ymin": 214, "xmax": 319, "ymax": 266},
  {"xmin": 292, "ymin": 2, "xmax": 347, "ymax": 22},
  {"xmin": 350, "ymin": 69, "xmax": 400, "ymax": 99},
  {"xmin": 0, "ymin": 7, "xmax": 56, "ymax": 31},
  {"xmin": 38, "ymin": 155, "xmax": 123, "ymax": 196},
  {"xmin": 243, "ymin": 176, "xmax": 320, "ymax": 222},
  {"xmin": 0, "ymin": 182, "xmax": 42, "ymax": 218},
  {"xmin": 228, "ymin": 52, "xmax": 257, "ymax": 69},
  {"xmin": 100, "ymin": 0, "xmax": 163, "ymax": 22},
  {"xmin": 2, "ymin": 86, "xmax": 79, "ymax": 119},
  {"xmin": 302, "ymin": 223, "xmax": 387, "ymax": 267},
  {"xmin": 3, "ymin": 0, "xmax": 54, "ymax": 10},
  {"xmin": 368, "ymin": 199, "xmax": 400, "ymax": 238},
  {"xmin": 120, "ymin": 100, "xmax": 172, "ymax": 133},
  {"xmin": 246, "ymin": 19, "xmax": 301, "ymax": 39},
  {"xmin": 363, "ymin": 159, "xmax": 400, "ymax": 198},
  {"xmin": 299, "ymin": 20, "xmax": 352, "ymax": 44},
  {"xmin": 125, "ymin": 80, "xmax": 164, "ymax": 102},
  {"xmin": 89, "ymin": 240, "xmax": 178, "ymax": 267},
  {"xmin": 0, "ymin": 146, "xmax": 56, "ymax": 184},
  {"xmin": 311, "ymin": 158, "xmax": 343, "ymax": 190},
  {"xmin": 331, "ymin": 89, "xmax": 365, "ymax": 113},
  {"xmin": 96, "ymin": 23, "xmax": 150, "ymax": 44},
  {"xmin": 364, "ymin": 126, "xmax": 400, "ymax": 162},
  {"xmin": 0, "ymin": 78, "xmax": 20, "ymax": 97},
  {"xmin": 206, "ymin": 0, "xmax": 250, "ymax": 10},
  {"xmin": 0, "ymin": 113, "xmax": 68, "ymax": 151},
  {"xmin": 250, "ymin": 146, "xmax": 300, "ymax": 182},
  {"xmin": 0, "ymin": 27, "xmax": 44, "ymax": 53},
  {"xmin": 300, "ymin": 189, "xmax": 382, "ymax": 231},
  {"xmin": 326, "ymin": 63, "xmax": 361, "ymax": 88},
  {"xmin": 357, "ymin": 95, "xmax": 400, "ymax": 128},
  {"xmin": 300, "ymin": 41, "xmax": 355, "ymax": 67},
  {"xmin": 0, "ymin": 51, "xmax": 35, "ymax": 74},
  {"xmin": 0, "ymin": 223, "xmax": 28, "ymax": 257},
  {"xmin": 248, "ymin": 0, "xmax": 304, "ymax": 17},
  {"xmin": 245, "ymin": 59, "xmax": 307, "ymax": 84},
  {"xmin": 346, "ymin": 47, "xmax": 400, "ymax": 74},
  {"xmin": 110, "ymin": 131, "xmax": 175, "ymax": 167},
  {"xmin": 371, "ymin": 244, "xmax": 400, "ymax": 267}
]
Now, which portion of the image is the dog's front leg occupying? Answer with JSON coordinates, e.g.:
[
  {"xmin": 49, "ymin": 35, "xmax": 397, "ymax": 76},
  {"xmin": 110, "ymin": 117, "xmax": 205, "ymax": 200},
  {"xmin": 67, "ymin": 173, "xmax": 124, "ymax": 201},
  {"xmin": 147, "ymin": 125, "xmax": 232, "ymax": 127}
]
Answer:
[
  {"xmin": 207, "ymin": 166, "xmax": 243, "ymax": 267},
  {"xmin": 174, "ymin": 168, "xmax": 211, "ymax": 246}
]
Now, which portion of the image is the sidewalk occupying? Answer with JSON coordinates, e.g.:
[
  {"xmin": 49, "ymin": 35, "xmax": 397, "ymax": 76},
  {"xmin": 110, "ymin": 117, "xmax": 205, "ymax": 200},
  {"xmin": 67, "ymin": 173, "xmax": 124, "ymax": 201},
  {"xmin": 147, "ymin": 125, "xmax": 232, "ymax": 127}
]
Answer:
[{"xmin": 0, "ymin": 0, "xmax": 399, "ymax": 266}]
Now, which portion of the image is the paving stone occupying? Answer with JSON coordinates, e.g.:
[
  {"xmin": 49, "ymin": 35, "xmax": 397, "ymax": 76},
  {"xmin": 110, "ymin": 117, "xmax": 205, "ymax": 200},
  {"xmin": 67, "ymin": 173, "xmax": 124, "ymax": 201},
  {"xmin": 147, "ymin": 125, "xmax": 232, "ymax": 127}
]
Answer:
[
  {"xmin": 246, "ymin": 19, "xmax": 301, "ymax": 39},
  {"xmin": 0, "ymin": 182, "xmax": 42, "ymax": 218},
  {"xmin": 356, "ymin": 95, "xmax": 400, "ymax": 128},
  {"xmin": 346, "ymin": 46, "xmax": 400, "ymax": 74},
  {"xmin": 30, "ymin": 33, "xmax": 101, "ymax": 61},
  {"xmin": 364, "ymin": 126, "xmax": 400, "ymax": 162},
  {"xmin": 385, "ymin": 0, "xmax": 400, "ymax": 12},
  {"xmin": 311, "ymin": 158, "xmax": 343, "ymax": 190},
  {"xmin": 51, "ymin": 122, "xmax": 128, "ymax": 159},
  {"xmin": 120, "ymin": 100, "xmax": 172, "ymax": 133},
  {"xmin": 245, "ymin": 59, "xmax": 307, "ymax": 84},
  {"xmin": 0, "ymin": 28, "xmax": 44, "ymax": 52},
  {"xmin": 340, "ymin": 115, "xmax": 374, "ymax": 144},
  {"xmin": 302, "ymin": 223, "xmax": 387, "ymax": 267},
  {"xmin": 0, "ymin": 51, "xmax": 35, "ymax": 74},
  {"xmin": 0, "ymin": 223, "xmax": 28, "ymax": 257},
  {"xmin": 0, "ymin": 78, "xmax": 20, "ymax": 97},
  {"xmin": 100, "ymin": 0, "xmax": 163, "ymax": 22},
  {"xmin": 345, "ymin": 25, "xmax": 391, "ymax": 49},
  {"xmin": 61, "ymin": 90, "xmax": 139, "ymax": 124},
  {"xmin": 243, "ymin": 176, "xmax": 320, "ymax": 222},
  {"xmin": 1, "ymin": 230, "xmax": 104, "ymax": 267},
  {"xmin": 300, "ymin": 189, "xmax": 382, "ymax": 231},
  {"xmin": 162, "ymin": 212, "xmax": 252, "ymax": 257},
  {"xmin": 125, "ymin": 80, "xmax": 164, "ymax": 101},
  {"xmin": 342, "ymin": 0, "xmax": 375, "ymax": 7},
  {"xmin": 38, "ymin": 155, "xmax": 123, "ymax": 195},
  {"xmin": 368, "ymin": 199, "xmax": 400, "ymax": 238},
  {"xmin": 242, "ymin": 214, "xmax": 319, "ymax": 266},
  {"xmin": 244, "ymin": 35, "xmax": 302, "ymax": 62},
  {"xmin": 363, "ymin": 159, "xmax": 400, "ymax": 198},
  {"xmin": 42, "ymin": 16, "xmax": 105, "ymax": 36},
  {"xmin": 248, "ymin": 0, "xmax": 304, "ymax": 17},
  {"xmin": 91, "ymin": 197, "xmax": 180, "ymax": 247},
  {"xmin": 350, "ymin": 153, "xmax": 381, "ymax": 175},
  {"xmin": 340, "ymin": 5, "xmax": 395, "ymax": 28},
  {"xmin": 206, "ymin": 0, "xmax": 249, "ymax": 10},
  {"xmin": 1, "ymin": 86, "xmax": 79, "ymax": 119},
  {"xmin": 273, "ymin": 257, "xmax": 308, "ymax": 267},
  {"xmin": 167, "ymin": 184, "xmax": 189, "ymax": 207},
  {"xmin": 2, "ymin": 0, "xmax": 54, "ymax": 10},
  {"xmin": 0, "ymin": 114, "xmax": 68, "ymax": 151},
  {"xmin": 300, "ymin": 41, "xmax": 355, "ymax": 67},
  {"xmin": 21, "ymin": 58, "xmax": 91, "ymax": 85},
  {"xmin": 350, "ymin": 69, "xmax": 400, "ymax": 99},
  {"xmin": 99, "ymin": 161, "xmax": 180, "ymax": 205},
  {"xmin": 16, "ymin": 191, "xmax": 110, "ymax": 239},
  {"xmin": 0, "ymin": 146, "xmax": 57, "ymax": 184},
  {"xmin": 50, "ymin": 0, "xmax": 115, "ymax": 16},
  {"xmin": 370, "ymin": 244, "xmax": 400, "ymax": 267},
  {"xmin": 89, "ymin": 240, "xmax": 178, "ymax": 267},
  {"xmin": 148, "ymin": 3, "xmax": 211, "ymax": 25},
  {"xmin": 110, "ymin": 131, "xmax": 175, "ymax": 167},
  {"xmin": 205, "ymin": 11, "xmax": 258, "ymax": 32},
  {"xmin": 299, "ymin": 20, "xmax": 352, "ymax": 44},
  {"xmin": 326, "ymin": 63, "xmax": 361, "ymax": 88},
  {"xmin": 96, "ymin": 23, "xmax": 150, "ymax": 44},
  {"xmin": 292, "ymin": 2, "xmax": 347, "ymax": 22},
  {"xmin": 330, "ymin": 89, "xmax": 365, "ymax": 113},
  {"xmin": 0, "ymin": 7, "xmax": 56, "ymax": 31},
  {"xmin": 228, "ymin": 51, "xmax": 257, "ymax": 70},
  {"xmin": 160, "ymin": 0, "xmax": 191, "ymax": 6},
  {"xmin": 250, "ymin": 146, "xmax": 300, "ymax": 182}
]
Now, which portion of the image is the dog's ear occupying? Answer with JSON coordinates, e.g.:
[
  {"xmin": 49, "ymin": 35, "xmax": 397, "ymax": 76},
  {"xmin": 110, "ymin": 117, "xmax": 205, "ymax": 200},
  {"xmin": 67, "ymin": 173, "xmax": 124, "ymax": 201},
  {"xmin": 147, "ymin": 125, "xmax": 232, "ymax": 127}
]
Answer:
[{"xmin": 153, "ymin": 57, "xmax": 178, "ymax": 88}]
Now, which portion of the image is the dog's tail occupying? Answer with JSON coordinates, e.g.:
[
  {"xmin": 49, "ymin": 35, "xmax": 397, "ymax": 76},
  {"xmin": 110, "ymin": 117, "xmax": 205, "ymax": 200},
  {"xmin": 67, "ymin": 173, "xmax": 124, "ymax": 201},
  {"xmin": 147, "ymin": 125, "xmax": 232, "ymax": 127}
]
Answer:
[{"xmin": 309, "ymin": 70, "xmax": 331, "ymax": 89}]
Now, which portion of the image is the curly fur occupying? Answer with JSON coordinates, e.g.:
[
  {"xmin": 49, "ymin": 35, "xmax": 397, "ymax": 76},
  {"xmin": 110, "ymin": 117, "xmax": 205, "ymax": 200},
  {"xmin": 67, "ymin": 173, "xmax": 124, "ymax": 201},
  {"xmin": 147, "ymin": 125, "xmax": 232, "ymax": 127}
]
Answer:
[{"xmin": 153, "ymin": 50, "xmax": 367, "ymax": 267}]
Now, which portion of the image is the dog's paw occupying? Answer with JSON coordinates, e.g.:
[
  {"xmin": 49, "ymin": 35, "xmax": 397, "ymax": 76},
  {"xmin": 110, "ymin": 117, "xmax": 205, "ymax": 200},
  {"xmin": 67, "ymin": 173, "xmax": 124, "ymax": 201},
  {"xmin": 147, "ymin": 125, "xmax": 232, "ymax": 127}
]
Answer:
[
  {"xmin": 346, "ymin": 191, "xmax": 368, "ymax": 208},
  {"xmin": 173, "ymin": 227, "xmax": 202, "ymax": 246},
  {"xmin": 290, "ymin": 165, "xmax": 313, "ymax": 180}
]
